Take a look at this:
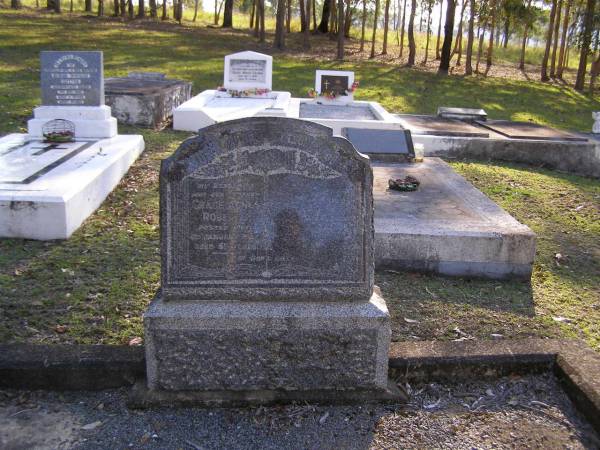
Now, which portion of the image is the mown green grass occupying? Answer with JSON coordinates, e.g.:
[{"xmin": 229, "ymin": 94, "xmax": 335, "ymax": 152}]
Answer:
[{"xmin": 0, "ymin": 10, "xmax": 598, "ymax": 349}]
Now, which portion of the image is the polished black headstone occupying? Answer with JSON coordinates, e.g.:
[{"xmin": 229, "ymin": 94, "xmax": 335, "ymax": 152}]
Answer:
[{"xmin": 343, "ymin": 128, "xmax": 415, "ymax": 156}]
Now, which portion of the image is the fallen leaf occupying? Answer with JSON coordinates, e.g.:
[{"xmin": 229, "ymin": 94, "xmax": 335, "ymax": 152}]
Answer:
[
  {"xmin": 553, "ymin": 316, "xmax": 573, "ymax": 324},
  {"xmin": 404, "ymin": 317, "xmax": 419, "ymax": 324},
  {"xmin": 54, "ymin": 325, "xmax": 68, "ymax": 334},
  {"xmin": 81, "ymin": 421, "xmax": 102, "ymax": 431},
  {"xmin": 490, "ymin": 333, "xmax": 504, "ymax": 340},
  {"xmin": 128, "ymin": 336, "xmax": 143, "ymax": 346},
  {"xmin": 319, "ymin": 411, "xmax": 329, "ymax": 424}
]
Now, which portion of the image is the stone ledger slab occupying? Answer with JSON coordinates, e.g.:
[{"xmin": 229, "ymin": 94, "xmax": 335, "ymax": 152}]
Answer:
[
  {"xmin": 105, "ymin": 74, "xmax": 192, "ymax": 127},
  {"xmin": 160, "ymin": 117, "xmax": 373, "ymax": 302},
  {"xmin": 395, "ymin": 114, "xmax": 490, "ymax": 138},
  {"xmin": 0, "ymin": 133, "xmax": 145, "ymax": 240},
  {"xmin": 145, "ymin": 292, "xmax": 390, "ymax": 392},
  {"xmin": 373, "ymin": 158, "xmax": 536, "ymax": 279},
  {"xmin": 476, "ymin": 120, "xmax": 587, "ymax": 142}
]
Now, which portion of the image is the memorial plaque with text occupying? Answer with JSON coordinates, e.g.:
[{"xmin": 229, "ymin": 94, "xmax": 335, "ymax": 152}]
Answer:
[
  {"xmin": 228, "ymin": 59, "xmax": 266, "ymax": 84},
  {"xmin": 320, "ymin": 75, "xmax": 349, "ymax": 96},
  {"xmin": 160, "ymin": 117, "xmax": 373, "ymax": 302},
  {"xmin": 41, "ymin": 51, "xmax": 104, "ymax": 106}
]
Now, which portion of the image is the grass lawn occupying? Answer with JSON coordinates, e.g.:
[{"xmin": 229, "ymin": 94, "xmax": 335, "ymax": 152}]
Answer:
[{"xmin": 0, "ymin": 10, "xmax": 599, "ymax": 350}]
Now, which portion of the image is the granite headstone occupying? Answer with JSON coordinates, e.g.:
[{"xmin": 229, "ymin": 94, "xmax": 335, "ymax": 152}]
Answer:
[
  {"xmin": 40, "ymin": 51, "xmax": 104, "ymax": 106},
  {"xmin": 160, "ymin": 116, "xmax": 374, "ymax": 302}
]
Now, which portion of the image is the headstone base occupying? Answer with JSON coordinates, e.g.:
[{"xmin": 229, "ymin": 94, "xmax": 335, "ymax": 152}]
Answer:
[
  {"xmin": 28, "ymin": 105, "xmax": 118, "ymax": 139},
  {"xmin": 144, "ymin": 293, "xmax": 392, "ymax": 397}
]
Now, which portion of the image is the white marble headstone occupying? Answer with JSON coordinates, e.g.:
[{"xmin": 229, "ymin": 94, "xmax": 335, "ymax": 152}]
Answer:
[{"xmin": 223, "ymin": 51, "xmax": 272, "ymax": 92}]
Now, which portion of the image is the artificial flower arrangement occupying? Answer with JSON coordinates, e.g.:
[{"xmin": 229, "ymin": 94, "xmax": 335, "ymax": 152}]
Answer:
[
  {"xmin": 216, "ymin": 86, "xmax": 271, "ymax": 97},
  {"xmin": 307, "ymin": 81, "xmax": 359, "ymax": 99}
]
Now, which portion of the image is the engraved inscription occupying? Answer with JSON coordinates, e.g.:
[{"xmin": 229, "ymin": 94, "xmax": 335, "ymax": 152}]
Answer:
[
  {"xmin": 321, "ymin": 75, "xmax": 349, "ymax": 96},
  {"xmin": 161, "ymin": 117, "xmax": 374, "ymax": 301},
  {"xmin": 228, "ymin": 59, "xmax": 267, "ymax": 84},
  {"xmin": 41, "ymin": 51, "xmax": 103, "ymax": 106}
]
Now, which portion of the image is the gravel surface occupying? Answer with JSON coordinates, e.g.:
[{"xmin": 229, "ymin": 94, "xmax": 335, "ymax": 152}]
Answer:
[{"xmin": 1, "ymin": 374, "xmax": 598, "ymax": 450}]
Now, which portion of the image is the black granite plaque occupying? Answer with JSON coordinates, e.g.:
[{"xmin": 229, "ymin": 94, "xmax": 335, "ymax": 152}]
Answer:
[
  {"xmin": 343, "ymin": 128, "xmax": 415, "ymax": 156},
  {"xmin": 40, "ymin": 51, "xmax": 104, "ymax": 106},
  {"xmin": 160, "ymin": 117, "xmax": 374, "ymax": 302},
  {"xmin": 321, "ymin": 75, "xmax": 349, "ymax": 96}
]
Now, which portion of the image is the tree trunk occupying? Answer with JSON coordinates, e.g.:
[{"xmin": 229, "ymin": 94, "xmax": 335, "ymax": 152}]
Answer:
[
  {"xmin": 575, "ymin": 0, "xmax": 596, "ymax": 90},
  {"xmin": 70, "ymin": 0, "xmax": 73, "ymax": 13},
  {"xmin": 485, "ymin": 0, "xmax": 496, "ymax": 75},
  {"xmin": 161, "ymin": 0, "xmax": 167, "ymax": 19},
  {"xmin": 222, "ymin": 0, "xmax": 234, "ymax": 27},
  {"xmin": 435, "ymin": 0, "xmax": 443, "ymax": 59},
  {"xmin": 128, "ymin": 0, "xmax": 134, "ymax": 18},
  {"xmin": 476, "ymin": 24, "xmax": 485, "ymax": 72},
  {"xmin": 312, "ymin": 0, "xmax": 316, "ymax": 29},
  {"xmin": 407, "ymin": 0, "xmax": 416, "ymax": 64},
  {"xmin": 438, "ymin": 0, "xmax": 455, "ymax": 73},
  {"xmin": 98, "ymin": 0, "xmax": 104, "ymax": 15},
  {"xmin": 138, "ymin": 0, "xmax": 145, "ymax": 16},
  {"xmin": 303, "ymin": 0, "xmax": 311, "ymax": 47},
  {"xmin": 344, "ymin": 0, "xmax": 353, "ymax": 36},
  {"xmin": 85, "ymin": 0, "xmax": 92, "ymax": 11},
  {"xmin": 502, "ymin": 18, "xmax": 509, "ymax": 48},
  {"xmin": 192, "ymin": 0, "xmax": 199, "ymax": 20},
  {"xmin": 452, "ymin": 0, "xmax": 466, "ymax": 55},
  {"xmin": 360, "ymin": 0, "xmax": 367, "ymax": 51},
  {"xmin": 113, "ymin": 0, "xmax": 119, "ymax": 15},
  {"xmin": 11, "ymin": 0, "xmax": 22, "ymax": 8},
  {"xmin": 550, "ymin": 0, "xmax": 563, "ymax": 77},
  {"xmin": 556, "ymin": 0, "xmax": 572, "ymax": 78},
  {"xmin": 400, "ymin": 0, "xmax": 407, "ymax": 56},
  {"xmin": 370, "ymin": 0, "xmax": 380, "ymax": 58},
  {"xmin": 465, "ymin": 0, "xmax": 475, "ymax": 74},
  {"xmin": 519, "ymin": 24, "xmax": 528, "ymax": 70},
  {"xmin": 423, "ymin": 1, "xmax": 432, "ymax": 63},
  {"xmin": 541, "ymin": 0, "xmax": 557, "ymax": 81},
  {"xmin": 337, "ymin": 0, "xmax": 345, "ymax": 59},
  {"xmin": 120, "ymin": 0, "xmax": 126, "ymax": 17},
  {"xmin": 286, "ymin": 0, "xmax": 292, "ymax": 32},
  {"xmin": 274, "ymin": 0, "xmax": 287, "ymax": 48},
  {"xmin": 329, "ymin": 0, "xmax": 337, "ymax": 38},
  {"xmin": 299, "ymin": 0, "xmax": 306, "ymax": 31},
  {"xmin": 589, "ymin": 54, "xmax": 600, "ymax": 94},
  {"xmin": 318, "ymin": 0, "xmax": 332, "ymax": 32},
  {"xmin": 149, "ymin": 0, "xmax": 156, "ymax": 17},
  {"xmin": 382, "ymin": 0, "xmax": 391, "ymax": 54}
]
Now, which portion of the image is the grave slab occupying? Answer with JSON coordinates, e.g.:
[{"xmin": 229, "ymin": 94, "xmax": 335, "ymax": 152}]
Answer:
[
  {"xmin": 0, "ymin": 133, "xmax": 144, "ymax": 240},
  {"xmin": 476, "ymin": 120, "xmax": 587, "ymax": 141},
  {"xmin": 395, "ymin": 114, "xmax": 490, "ymax": 137},
  {"xmin": 105, "ymin": 73, "xmax": 192, "ymax": 128},
  {"xmin": 373, "ymin": 158, "xmax": 536, "ymax": 279}
]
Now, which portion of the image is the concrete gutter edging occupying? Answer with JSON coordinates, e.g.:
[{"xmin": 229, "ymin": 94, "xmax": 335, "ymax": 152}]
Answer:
[{"xmin": 0, "ymin": 339, "xmax": 598, "ymax": 432}]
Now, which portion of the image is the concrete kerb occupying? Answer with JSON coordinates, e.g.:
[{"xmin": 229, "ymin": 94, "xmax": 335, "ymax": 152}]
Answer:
[{"xmin": 0, "ymin": 339, "xmax": 598, "ymax": 432}]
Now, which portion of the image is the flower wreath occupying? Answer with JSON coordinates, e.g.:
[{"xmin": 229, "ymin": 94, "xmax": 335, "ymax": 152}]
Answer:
[
  {"xmin": 217, "ymin": 86, "xmax": 271, "ymax": 97},
  {"xmin": 308, "ymin": 81, "xmax": 359, "ymax": 99}
]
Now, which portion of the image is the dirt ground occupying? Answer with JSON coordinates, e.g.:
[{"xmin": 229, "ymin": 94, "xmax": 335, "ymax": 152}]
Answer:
[{"xmin": 1, "ymin": 374, "xmax": 598, "ymax": 449}]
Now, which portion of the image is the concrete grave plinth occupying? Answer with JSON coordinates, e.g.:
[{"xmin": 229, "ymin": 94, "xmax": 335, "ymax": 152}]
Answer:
[
  {"xmin": 373, "ymin": 158, "xmax": 536, "ymax": 279},
  {"xmin": 0, "ymin": 133, "xmax": 144, "ymax": 240},
  {"xmin": 105, "ymin": 73, "xmax": 192, "ymax": 128},
  {"xmin": 145, "ymin": 292, "xmax": 391, "ymax": 394},
  {"xmin": 144, "ymin": 117, "xmax": 396, "ymax": 405}
]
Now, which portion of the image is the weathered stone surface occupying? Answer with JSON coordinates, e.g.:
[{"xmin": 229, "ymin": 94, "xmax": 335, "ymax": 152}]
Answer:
[
  {"xmin": 40, "ymin": 51, "xmax": 104, "ymax": 106},
  {"xmin": 145, "ymin": 292, "xmax": 391, "ymax": 392},
  {"xmin": 105, "ymin": 74, "xmax": 192, "ymax": 127},
  {"xmin": 476, "ymin": 120, "xmax": 587, "ymax": 141},
  {"xmin": 160, "ymin": 117, "xmax": 374, "ymax": 302}
]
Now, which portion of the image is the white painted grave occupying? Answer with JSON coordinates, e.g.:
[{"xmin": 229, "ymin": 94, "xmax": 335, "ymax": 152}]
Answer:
[{"xmin": 1, "ymin": 51, "xmax": 144, "ymax": 240}]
